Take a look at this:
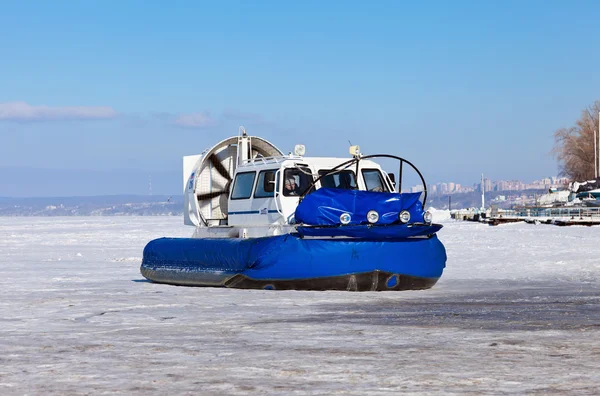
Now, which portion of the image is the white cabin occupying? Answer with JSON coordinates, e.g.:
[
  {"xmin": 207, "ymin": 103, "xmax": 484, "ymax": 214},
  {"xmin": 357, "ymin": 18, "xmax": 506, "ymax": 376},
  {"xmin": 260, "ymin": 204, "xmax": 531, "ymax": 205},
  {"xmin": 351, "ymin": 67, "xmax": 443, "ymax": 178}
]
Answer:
[{"xmin": 183, "ymin": 130, "xmax": 395, "ymax": 238}]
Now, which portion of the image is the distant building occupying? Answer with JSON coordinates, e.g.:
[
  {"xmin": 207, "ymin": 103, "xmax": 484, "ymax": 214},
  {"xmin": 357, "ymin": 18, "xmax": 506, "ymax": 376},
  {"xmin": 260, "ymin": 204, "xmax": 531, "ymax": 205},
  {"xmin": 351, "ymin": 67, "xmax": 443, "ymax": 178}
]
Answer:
[
  {"xmin": 426, "ymin": 175, "xmax": 564, "ymax": 197},
  {"xmin": 484, "ymin": 178, "xmax": 492, "ymax": 192},
  {"xmin": 497, "ymin": 181, "xmax": 508, "ymax": 191},
  {"xmin": 440, "ymin": 183, "xmax": 448, "ymax": 194}
]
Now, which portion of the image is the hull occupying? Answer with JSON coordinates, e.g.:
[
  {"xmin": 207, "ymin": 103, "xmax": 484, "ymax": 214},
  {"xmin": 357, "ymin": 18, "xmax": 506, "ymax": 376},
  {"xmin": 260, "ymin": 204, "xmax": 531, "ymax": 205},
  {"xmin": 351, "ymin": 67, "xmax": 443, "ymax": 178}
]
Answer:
[
  {"xmin": 141, "ymin": 234, "xmax": 446, "ymax": 291},
  {"xmin": 576, "ymin": 190, "xmax": 600, "ymax": 199}
]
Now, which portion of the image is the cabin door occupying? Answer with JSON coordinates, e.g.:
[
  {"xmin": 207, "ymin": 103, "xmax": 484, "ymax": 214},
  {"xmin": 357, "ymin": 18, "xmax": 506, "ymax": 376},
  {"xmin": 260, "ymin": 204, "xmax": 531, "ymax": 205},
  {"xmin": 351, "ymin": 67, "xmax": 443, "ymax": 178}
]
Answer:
[{"xmin": 228, "ymin": 169, "xmax": 281, "ymax": 226}]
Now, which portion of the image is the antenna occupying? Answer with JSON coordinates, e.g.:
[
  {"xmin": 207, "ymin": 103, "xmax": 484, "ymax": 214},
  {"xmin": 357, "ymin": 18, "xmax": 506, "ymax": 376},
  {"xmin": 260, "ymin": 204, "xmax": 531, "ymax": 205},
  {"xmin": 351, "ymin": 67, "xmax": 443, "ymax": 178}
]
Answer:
[
  {"xmin": 595, "ymin": 128, "xmax": 597, "ymax": 178},
  {"xmin": 481, "ymin": 173, "xmax": 485, "ymax": 210},
  {"xmin": 148, "ymin": 175, "xmax": 153, "ymax": 196}
]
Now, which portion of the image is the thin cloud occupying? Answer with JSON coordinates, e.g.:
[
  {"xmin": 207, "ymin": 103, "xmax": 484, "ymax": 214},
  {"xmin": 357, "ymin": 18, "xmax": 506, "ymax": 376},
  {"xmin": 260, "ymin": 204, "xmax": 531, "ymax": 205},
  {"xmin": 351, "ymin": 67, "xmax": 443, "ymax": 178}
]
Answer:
[
  {"xmin": 173, "ymin": 112, "xmax": 217, "ymax": 128},
  {"xmin": 222, "ymin": 110, "xmax": 267, "ymax": 125},
  {"xmin": 0, "ymin": 101, "xmax": 118, "ymax": 121}
]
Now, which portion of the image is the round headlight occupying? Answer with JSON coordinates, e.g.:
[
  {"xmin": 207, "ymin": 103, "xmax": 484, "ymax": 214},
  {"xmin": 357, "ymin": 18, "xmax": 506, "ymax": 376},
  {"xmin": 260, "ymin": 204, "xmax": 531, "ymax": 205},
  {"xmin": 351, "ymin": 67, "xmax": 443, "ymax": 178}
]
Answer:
[
  {"xmin": 423, "ymin": 211, "xmax": 433, "ymax": 224},
  {"xmin": 340, "ymin": 213, "xmax": 351, "ymax": 225},
  {"xmin": 367, "ymin": 210, "xmax": 379, "ymax": 224},
  {"xmin": 399, "ymin": 210, "xmax": 411, "ymax": 224}
]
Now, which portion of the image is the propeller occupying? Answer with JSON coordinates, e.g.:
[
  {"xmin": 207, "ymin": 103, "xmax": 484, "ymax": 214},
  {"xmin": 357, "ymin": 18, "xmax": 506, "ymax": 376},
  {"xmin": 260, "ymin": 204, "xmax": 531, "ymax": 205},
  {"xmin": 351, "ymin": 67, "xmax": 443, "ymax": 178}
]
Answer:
[
  {"xmin": 196, "ymin": 150, "xmax": 265, "ymax": 203},
  {"xmin": 195, "ymin": 154, "xmax": 233, "ymax": 202}
]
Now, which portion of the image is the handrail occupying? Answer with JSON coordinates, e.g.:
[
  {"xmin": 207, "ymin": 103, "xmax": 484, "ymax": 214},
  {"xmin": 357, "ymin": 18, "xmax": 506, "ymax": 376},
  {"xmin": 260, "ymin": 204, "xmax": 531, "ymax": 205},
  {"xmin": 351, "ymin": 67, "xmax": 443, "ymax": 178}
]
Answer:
[
  {"xmin": 493, "ymin": 206, "xmax": 600, "ymax": 218},
  {"xmin": 239, "ymin": 155, "xmax": 297, "ymax": 167}
]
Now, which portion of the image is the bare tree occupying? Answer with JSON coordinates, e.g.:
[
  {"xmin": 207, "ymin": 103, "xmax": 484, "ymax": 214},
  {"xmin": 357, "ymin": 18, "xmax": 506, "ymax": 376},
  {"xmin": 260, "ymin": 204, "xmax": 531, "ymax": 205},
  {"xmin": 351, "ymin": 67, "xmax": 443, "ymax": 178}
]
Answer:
[{"xmin": 553, "ymin": 101, "xmax": 600, "ymax": 181}]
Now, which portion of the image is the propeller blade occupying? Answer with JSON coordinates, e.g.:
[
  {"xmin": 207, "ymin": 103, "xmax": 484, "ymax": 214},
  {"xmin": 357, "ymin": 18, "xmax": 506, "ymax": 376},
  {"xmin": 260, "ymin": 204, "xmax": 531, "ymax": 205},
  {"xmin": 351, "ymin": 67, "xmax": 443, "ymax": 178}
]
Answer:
[
  {"xmin": 197, "ymin": 190, "xmax": 228, "ymax": 201},
  {"xmin": 197, "ymin": 181, "xmax": 232, "ymax": 201},
  {"xmin": 209, "ymin": 155, "xmax": 232, "ymax": 181}
]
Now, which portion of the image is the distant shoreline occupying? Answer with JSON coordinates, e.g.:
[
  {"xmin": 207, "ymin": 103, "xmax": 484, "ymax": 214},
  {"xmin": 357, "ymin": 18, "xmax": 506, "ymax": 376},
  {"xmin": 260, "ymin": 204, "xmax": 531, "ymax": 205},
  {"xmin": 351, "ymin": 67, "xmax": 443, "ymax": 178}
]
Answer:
[
  {"xmin": 0, "ymin": 195, "xmax": 183, "ymax": 216},
  {"xmin": 1, "ymin": 188, "xmax": 551, "ymax": 215}
]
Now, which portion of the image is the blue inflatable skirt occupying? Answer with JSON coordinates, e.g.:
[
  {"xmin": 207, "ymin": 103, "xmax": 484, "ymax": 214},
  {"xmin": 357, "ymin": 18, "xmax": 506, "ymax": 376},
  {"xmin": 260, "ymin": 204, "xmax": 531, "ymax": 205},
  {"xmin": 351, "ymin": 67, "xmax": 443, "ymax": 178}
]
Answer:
[{"xmin": 141, "ymin": 234, "xmax": 446, "ymax": 291}]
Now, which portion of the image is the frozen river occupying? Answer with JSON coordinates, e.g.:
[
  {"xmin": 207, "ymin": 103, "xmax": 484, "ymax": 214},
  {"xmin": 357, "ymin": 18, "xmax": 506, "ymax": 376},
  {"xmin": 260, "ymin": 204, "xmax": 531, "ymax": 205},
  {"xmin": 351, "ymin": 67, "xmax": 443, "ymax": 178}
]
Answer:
[{"xmin": 0, "ymin": 217, "xmax": 598, "ymax": 394}]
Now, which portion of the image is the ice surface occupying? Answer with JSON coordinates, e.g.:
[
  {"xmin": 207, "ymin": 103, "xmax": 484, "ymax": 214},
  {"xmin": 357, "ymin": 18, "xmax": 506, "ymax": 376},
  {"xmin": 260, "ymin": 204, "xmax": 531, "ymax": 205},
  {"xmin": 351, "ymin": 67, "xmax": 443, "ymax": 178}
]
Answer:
[{"xmin": 0, "ymin": 217, "xmax": 599, "ymax": 395}]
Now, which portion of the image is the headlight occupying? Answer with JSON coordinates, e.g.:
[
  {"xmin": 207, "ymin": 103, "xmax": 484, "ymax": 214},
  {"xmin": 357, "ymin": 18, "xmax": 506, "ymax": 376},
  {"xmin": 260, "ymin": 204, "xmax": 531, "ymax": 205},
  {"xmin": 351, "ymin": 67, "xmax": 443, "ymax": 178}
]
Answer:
[
  {"xmin": 399, "ymin": 210, "xmax": 411, "ymax": 224},
  {"xmin": 340, "ymin": 213, "xmax": 351, "ymax": 225},
  {"xmin": 366, "ymin": 210, "xmax": 379, "ymax": 224},
  {"xmin": 423, "ymin": 211, "xmax": 433, "ymax": 224}
]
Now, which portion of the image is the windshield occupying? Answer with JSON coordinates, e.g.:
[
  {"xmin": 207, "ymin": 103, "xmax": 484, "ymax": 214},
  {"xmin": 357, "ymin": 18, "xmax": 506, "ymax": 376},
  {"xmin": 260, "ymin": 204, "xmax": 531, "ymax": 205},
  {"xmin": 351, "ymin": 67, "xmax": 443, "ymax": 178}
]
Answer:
[
  {"xmin": 362, "ymin": 169, "xmax": 388, "ymax": 192},
  {"xmin": 318, "ymin": 170, "xmax": 357, "ymax": 190},
  {"xmin": 283, "ymin": 167, "xmax": 314, "ymax": 197}
]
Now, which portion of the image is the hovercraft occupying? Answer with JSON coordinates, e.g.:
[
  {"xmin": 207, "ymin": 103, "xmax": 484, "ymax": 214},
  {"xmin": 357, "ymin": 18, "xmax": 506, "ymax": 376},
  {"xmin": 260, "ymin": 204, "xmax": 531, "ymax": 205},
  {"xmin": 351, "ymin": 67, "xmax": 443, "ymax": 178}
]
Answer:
[{"xmin": 141, "ymin": 127, "xmax": 446, "ymax": 291}]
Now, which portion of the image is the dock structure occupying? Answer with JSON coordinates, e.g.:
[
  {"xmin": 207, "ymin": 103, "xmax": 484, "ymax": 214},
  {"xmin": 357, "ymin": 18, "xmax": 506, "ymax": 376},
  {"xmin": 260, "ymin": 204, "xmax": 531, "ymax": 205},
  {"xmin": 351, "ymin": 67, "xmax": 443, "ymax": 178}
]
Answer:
[
  {"xmin": 451, "ymin": 209, "xmax": 487, "ymax": 222},
  {"xmin": 487, "ymin": 206, "xmax": 600, "ymax": 226}
]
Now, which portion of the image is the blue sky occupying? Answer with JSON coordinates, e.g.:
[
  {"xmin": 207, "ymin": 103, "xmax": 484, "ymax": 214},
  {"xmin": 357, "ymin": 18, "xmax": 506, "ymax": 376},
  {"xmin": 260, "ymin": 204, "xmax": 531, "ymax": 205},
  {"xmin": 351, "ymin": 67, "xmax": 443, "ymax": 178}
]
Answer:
[{"xmin": 1, "ymin": 0, "xmax": 600, "ymax": 196}]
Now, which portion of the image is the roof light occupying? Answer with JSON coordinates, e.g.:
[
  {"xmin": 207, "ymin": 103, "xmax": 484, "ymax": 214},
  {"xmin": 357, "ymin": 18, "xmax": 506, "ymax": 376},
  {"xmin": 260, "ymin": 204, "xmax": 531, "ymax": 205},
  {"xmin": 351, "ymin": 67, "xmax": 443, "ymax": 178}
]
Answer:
[
  {"xmin": 294, "ymin": 144, "xmax": 306, "ymax": 156},
  {"xmin": 349, "ymin": 145, "xmax": 361, "ymax": 157}
]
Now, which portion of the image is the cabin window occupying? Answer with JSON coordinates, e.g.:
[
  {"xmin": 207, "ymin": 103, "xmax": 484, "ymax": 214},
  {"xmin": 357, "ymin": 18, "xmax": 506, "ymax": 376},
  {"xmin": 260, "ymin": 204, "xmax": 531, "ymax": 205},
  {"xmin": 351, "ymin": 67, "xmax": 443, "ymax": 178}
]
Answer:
[
  {"xmin": 231, "ymin": 171, "xmax": 256, "ymax": 200},
  {"xmin": 283, "ymin": 167, "xmax": 314, "ymax": 197},
  {"xmin": 362, "ymin": 169, "xmax": 388, "ymax": 192},
  {"xmin": 254, "ymin": 170, "xmax": 277, "ymax": 198},
  {"xmin": 318, "ymin": 170, "xmax": 357, "ymax": 190}
]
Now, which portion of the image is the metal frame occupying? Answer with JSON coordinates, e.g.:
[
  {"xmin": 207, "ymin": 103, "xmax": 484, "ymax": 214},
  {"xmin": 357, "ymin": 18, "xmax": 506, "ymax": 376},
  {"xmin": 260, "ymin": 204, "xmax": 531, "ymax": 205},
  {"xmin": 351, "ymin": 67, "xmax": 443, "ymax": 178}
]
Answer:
[{"xmin": 300, "ymin": 154, "xmax": 428, "ymax": 208}]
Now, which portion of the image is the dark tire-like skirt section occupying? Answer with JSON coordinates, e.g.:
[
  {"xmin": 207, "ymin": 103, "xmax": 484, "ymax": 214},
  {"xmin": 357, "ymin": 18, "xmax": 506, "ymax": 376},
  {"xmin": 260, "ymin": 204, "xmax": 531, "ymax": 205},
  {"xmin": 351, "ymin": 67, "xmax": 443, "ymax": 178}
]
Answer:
[
  {"xmin": 224, "ymin": 270, "xmax": 438, "ymax": 291},
  {"xmin": 141, "ymin": 267, "xmax": 438, "ymax": 291}
]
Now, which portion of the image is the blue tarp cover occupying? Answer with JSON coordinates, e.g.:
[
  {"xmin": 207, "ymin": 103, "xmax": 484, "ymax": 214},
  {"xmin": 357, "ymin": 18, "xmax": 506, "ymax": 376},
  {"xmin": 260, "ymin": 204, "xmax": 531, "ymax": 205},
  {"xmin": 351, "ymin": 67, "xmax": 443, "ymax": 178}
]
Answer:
[{"xmin": 295, "ymin": 188, "xmax": 424, "ymax": 226}]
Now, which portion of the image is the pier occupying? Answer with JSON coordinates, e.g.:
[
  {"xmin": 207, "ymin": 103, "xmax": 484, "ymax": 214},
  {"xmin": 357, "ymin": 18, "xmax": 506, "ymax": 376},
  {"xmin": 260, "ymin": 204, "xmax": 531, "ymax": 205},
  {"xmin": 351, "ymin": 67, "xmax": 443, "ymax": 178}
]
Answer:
[{"xmin": 452, "ymin": 206, "xmax": 600, "ymax": 226}]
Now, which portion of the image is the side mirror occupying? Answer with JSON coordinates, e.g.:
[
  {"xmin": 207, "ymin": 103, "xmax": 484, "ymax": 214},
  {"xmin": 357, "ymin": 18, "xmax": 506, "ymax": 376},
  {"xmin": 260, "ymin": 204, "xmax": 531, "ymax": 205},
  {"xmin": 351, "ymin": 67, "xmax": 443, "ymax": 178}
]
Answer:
[
  {"xmin": 263, "ymin": 171, "xmax": 276, "ymax": 193},
  {"xmin": 388, "ymin": 173, "xmax": 396, "ymax": 187}
]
